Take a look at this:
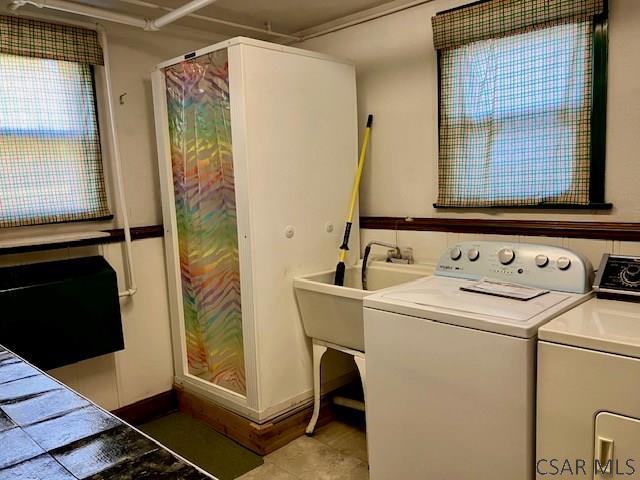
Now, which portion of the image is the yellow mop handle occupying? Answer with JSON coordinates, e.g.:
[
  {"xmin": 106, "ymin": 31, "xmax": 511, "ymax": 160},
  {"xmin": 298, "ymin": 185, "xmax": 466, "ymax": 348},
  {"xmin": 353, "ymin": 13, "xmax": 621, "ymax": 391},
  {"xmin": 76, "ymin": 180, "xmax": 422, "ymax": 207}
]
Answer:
[{"xmin": 338, "ymin": 114, "xmax": 373, "ymax": 263}]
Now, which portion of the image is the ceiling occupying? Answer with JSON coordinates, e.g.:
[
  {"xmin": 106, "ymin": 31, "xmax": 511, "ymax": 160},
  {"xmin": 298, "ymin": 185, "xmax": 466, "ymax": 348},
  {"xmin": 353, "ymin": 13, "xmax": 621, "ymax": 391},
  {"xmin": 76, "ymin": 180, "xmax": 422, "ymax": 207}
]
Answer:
[{"xmin": 57, "ymin": 0, "xmax": 397, "ymax": 38}]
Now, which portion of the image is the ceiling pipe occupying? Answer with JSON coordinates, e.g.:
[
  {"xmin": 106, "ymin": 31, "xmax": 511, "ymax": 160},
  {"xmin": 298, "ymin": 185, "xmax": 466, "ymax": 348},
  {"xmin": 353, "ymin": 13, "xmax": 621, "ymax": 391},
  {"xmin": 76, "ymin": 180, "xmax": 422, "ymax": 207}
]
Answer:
[
  {"xmin": 8, "ymin": 0, "xmax": 220, "ymax": 31},
  {"xmin": 118, "ymin": 0, "xmax": 300, "ymax": 40},
  {"xmin": 9, "ymin": 0, "xmax": 149, "ymax": 28},
  {"xmin": 146, "ymin": 0, "xmax": 215, "ymax": 30}
]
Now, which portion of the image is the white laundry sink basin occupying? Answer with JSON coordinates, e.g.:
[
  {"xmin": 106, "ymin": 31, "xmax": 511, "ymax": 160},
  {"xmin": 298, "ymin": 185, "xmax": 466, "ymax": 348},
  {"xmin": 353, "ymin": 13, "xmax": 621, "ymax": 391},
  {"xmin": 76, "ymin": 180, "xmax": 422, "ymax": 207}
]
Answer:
[{"xmin": 294, "ymin": 263, "xmax": 432, "ymax": 351}]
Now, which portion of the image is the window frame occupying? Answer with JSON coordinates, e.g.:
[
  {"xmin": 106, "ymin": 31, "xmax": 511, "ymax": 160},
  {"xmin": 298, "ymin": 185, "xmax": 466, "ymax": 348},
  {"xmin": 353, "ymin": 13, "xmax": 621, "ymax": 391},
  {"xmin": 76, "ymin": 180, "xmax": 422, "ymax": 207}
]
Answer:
[
  {"xmin": 0, "ymin": 16, "xmax": 116, "ymax": 235},
  {"xmin": 434, "ymin": 0, "xmax": 610, "ymax": 210}
]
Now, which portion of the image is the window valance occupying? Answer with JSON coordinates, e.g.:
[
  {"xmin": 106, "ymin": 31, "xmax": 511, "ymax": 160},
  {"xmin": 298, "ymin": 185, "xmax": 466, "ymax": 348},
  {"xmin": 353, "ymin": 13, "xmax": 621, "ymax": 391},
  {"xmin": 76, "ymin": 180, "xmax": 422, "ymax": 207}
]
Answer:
[
  {"xmin": 431, "ymin": 0, "xmax": 604, "ymax": 50},
  {"xmin": 0, "ymin": 15, "xmax": 104, "ymax": 65}
]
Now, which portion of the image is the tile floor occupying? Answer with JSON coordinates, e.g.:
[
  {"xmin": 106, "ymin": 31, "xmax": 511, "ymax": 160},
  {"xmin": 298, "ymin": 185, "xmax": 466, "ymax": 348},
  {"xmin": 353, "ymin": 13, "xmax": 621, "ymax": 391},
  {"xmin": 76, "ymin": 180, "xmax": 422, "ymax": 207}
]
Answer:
[{"xmin": 236, "ymin": 419, "xmax": 368, "ymax": 479}]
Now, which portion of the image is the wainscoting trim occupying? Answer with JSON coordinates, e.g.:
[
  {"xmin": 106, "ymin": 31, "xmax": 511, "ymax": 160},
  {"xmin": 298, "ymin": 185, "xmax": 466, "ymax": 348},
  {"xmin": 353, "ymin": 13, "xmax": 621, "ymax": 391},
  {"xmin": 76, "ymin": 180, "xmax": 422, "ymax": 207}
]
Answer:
[{"xmin": 361, "ymin": 217, "xmax": 640, "ymax": 241}]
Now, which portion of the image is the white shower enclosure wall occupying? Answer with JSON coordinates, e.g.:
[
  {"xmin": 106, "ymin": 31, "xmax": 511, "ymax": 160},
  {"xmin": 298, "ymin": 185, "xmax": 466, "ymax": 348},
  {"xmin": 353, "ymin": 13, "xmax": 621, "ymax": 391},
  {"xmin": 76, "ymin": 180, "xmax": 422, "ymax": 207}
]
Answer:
[{"xmin": 152, "ymin": 37, "xmax": 360, "ymax": 422}]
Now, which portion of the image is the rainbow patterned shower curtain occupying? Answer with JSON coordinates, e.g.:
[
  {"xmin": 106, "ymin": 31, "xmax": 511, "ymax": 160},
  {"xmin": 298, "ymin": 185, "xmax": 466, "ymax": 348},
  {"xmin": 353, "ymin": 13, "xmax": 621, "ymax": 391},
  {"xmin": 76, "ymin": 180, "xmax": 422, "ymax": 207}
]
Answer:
[{"xmin": 165, "ymin": 49, "xmax": 246, "ymax": 396}]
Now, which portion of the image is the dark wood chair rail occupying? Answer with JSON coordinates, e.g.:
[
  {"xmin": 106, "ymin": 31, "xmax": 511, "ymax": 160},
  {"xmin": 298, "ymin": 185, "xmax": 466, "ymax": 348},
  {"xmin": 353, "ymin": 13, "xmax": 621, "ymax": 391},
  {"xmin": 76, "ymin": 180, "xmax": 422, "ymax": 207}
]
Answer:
[
  {"xmin": 361, "ymin": 217, "xmax": 640, "ymax": 242},
  {"xmin": 4, "ymin": 217, "xmax": 640, "ymax": 256}
]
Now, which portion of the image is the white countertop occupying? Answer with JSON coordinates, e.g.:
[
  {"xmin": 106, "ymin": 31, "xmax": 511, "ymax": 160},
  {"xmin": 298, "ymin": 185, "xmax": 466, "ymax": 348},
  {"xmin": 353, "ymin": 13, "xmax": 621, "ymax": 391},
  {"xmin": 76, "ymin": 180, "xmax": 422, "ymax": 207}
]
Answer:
[{"xmin": 538, "ymin": 297, "xmax": 640, "ymax": 359}]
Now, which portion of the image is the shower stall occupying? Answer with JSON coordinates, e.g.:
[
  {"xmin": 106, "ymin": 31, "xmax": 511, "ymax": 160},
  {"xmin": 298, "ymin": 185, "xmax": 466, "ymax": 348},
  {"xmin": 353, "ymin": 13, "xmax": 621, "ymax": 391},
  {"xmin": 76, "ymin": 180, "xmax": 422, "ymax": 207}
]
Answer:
[{"xmin": 152, "ymin": 37, "xmax": 359, "ymax": 422}]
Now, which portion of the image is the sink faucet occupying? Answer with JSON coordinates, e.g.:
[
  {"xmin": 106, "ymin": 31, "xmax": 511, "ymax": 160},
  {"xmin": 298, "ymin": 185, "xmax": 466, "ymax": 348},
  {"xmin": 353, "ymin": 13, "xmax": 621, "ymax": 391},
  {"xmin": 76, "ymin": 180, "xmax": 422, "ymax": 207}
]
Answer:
[
  {"xmin": 362, "ymin": 240, "xmax": 412, "ymax": 290},
  {"xmin": 368, "ymin": 240, "xmax": 401, "ymax": 261}
]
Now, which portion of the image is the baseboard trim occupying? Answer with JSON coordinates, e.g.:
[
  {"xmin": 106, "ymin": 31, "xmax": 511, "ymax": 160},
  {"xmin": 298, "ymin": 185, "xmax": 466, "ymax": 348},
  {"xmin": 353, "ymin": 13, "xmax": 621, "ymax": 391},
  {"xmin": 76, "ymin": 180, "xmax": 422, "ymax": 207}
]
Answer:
[
  {"xmin": 111, "ymin": 389, "xmax": 177, "ymax": 425},
  {"xmin": 176, "ymin": 385, "xmax": 335, "ymax": 455}
]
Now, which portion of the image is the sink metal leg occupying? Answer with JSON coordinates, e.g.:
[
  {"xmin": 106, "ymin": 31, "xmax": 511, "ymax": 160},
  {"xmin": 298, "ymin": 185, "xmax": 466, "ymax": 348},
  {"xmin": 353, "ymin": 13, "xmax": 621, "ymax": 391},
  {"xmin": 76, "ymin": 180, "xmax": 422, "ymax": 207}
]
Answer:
[
  {"xmin": 353, "ymin": 354, "xmax": 368, "ymax": 466},
  {"xmin": 306, "ymin": 340, "xmax": 328, "ymax": 436},
  {"xmin": 354, "ymin": 354, "xmax": 366, "ymax": 401}
]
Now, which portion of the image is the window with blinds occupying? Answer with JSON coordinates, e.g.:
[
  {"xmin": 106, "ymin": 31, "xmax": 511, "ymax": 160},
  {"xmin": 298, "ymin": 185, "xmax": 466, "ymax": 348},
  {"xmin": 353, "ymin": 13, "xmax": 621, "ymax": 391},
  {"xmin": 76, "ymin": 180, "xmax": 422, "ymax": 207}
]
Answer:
[
  {"xmin": 432, "ymin": 0, "xmax": 608, "ymax": 208},
  {"xmin": 0, "ymin": 15, "xmax": 111, "ymax": 228}
]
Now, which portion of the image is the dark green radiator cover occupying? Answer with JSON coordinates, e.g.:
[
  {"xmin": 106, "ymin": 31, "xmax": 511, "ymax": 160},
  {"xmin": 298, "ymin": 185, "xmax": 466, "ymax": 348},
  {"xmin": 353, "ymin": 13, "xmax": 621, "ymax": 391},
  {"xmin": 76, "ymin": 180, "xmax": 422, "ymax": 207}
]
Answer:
[{"xmin": 0, "ymin": 256, "xmax": 124, "ymax": 370}]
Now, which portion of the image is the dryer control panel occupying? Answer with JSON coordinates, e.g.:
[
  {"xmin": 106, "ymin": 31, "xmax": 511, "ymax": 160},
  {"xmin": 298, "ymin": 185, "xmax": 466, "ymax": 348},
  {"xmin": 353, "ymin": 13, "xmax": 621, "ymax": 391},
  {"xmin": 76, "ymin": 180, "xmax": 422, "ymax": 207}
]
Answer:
[
  {"xmin": 436, "ymin": 241, "xmax": 593, "ymax": 294},
  {"xmin": 594, "ymin": 254, "xmax": 640, "ymax": 299}
]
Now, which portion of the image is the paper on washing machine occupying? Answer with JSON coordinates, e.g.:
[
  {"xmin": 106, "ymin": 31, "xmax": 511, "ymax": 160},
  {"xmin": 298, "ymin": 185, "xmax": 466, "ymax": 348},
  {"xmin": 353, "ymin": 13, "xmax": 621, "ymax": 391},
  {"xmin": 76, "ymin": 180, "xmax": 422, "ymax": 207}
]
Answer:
[{"xmin": 460, "ymin": 278, "xmax": 549, "ymax": 301}]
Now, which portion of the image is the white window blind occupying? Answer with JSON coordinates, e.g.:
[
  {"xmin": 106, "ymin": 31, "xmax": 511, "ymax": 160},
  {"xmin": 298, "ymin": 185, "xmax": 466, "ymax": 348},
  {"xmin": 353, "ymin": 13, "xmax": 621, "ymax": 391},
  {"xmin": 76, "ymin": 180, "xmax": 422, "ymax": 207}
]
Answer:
[
  {"xmin": 0, "ymin": 53, "xmax": 110, "ymax": 227},
  {"xmin": 437, "ymin": 21, "xmax": 593, "ymax": 206}
]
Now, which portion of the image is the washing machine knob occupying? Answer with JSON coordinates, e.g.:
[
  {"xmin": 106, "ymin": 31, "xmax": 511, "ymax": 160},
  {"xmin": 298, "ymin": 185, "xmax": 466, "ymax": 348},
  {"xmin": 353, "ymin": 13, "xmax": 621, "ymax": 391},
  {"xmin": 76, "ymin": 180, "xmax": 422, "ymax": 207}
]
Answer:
[
  {"xmin": 498, "ymin": 248, "xmax": 515, "ymax": 265},
  {"xmin": 450, "ymin": 247, "xmax": 462, "ymax": 261},
  {"xmin": 467, "ymin": 248, "xmax": 480, "ymax": 261},
  {"xmin": 557, "ymin": 256, "xmax": 572, "ymax": 270},
  {"xmin": 622, "ymin": 265, "xmax": 640, "ymax": 284},
  {"xmin": 535, "ymin": 254, "xmax": 549, "ymax": 268}
]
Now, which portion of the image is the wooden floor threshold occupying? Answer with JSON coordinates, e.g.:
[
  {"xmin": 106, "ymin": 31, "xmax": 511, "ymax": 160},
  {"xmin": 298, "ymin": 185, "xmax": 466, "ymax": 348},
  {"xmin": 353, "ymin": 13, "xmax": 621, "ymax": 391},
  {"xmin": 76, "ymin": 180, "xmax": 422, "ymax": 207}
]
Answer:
[{"xmin": 176, "ymin": 385, "xmax": 334, "ymax": 456}]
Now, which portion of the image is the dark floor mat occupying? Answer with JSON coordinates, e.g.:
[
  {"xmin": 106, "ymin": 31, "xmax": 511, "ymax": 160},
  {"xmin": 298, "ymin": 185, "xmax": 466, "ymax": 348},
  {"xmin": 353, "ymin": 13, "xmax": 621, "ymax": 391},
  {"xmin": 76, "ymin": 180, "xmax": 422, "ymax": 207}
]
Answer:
[{"xmin": 139, "ymin": 412, "xmax": 263, "ymax": 480}]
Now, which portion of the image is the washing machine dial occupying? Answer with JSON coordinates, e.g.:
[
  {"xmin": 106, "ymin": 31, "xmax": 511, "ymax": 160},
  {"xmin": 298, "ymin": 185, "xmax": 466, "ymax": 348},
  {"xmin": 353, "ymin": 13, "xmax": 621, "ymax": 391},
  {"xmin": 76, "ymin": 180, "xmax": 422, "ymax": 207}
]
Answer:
[
  {"xmin": 557, "ymin": 257, "xmax": 572, "ymax": 270},
  {"xmin": 498, "ymin": 248, "xmax": 515, "ymax": 265},
  {"xmin": 450, "ymin": 247, "xmax": 462, "ymax": 261},
  {"xmin": 535, "ymin": 254, "xmax": 549, "ymax": 268},
  {"xmin": 621, "ymin": 265, "xmax": 640, "ymax": 286},
  {"xmin": 467, "ymin": 248, "xmax": 480, "ymax": 262}
]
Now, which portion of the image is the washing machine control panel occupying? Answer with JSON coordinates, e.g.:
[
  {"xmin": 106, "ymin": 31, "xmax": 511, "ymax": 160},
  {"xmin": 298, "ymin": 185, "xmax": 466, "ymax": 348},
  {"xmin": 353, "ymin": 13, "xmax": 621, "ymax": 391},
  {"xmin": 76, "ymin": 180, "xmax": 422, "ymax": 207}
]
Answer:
[
  {"xmin": 436, "ymin": 241, "xmax": 593, "ymax": 294},
  {"xmin": 594, "ymin": 254, "xmax": 640, "ymax": 298}
]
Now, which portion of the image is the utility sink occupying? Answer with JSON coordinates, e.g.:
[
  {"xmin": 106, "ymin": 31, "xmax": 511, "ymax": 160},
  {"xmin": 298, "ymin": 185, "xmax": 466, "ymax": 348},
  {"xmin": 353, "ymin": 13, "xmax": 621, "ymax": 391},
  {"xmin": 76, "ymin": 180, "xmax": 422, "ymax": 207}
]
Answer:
[{"xmin": 294, "ymin": 263, "xmax": 432, "ymax": 352}]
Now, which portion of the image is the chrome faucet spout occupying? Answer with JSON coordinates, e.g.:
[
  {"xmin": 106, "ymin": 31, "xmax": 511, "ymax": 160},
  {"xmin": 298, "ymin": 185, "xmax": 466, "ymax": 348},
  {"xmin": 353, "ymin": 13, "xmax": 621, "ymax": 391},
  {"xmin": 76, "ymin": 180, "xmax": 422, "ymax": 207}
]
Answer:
[
  {"xmin": 366, "ymin": 240, "xmax": 400, "ymax": 259},
  {"xmin": 362, "ymin": 240, "xmax": 401, "ymax": 291}
]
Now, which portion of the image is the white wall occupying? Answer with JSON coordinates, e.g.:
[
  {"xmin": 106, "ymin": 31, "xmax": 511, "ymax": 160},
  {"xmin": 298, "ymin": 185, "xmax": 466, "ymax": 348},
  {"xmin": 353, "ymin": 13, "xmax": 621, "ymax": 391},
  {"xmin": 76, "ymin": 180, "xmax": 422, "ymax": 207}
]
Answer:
[{"xmin": 298, "ymin": 0, "xmax": 640, "ymax": 223}]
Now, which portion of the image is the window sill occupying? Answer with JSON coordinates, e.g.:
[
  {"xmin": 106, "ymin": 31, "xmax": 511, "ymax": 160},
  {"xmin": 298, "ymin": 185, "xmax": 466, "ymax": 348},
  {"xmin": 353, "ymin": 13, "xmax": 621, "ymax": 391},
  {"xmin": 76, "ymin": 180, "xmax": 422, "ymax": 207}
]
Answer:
[
  {"xmin": 433, "ymin": 203, "xmax": 613, "ymax": 211},
  {"xmin": 0, "ymin": 231, "xmax": 111, "ymax": 249},
  {"xmin": 0, "ymin": 225, "xmax": 164, "ymax": 255}
]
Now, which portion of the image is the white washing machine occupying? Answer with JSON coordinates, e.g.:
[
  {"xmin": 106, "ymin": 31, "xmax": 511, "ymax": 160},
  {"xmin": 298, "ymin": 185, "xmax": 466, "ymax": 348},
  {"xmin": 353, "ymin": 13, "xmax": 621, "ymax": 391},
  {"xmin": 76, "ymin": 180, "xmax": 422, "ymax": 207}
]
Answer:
[
  {"xmin": 537, "ymin": 254, "xmax": 640, "ymax": 479},
  {"xmin": 363, "ymin": 241, "xmax": 593, "ymax": 480}
]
